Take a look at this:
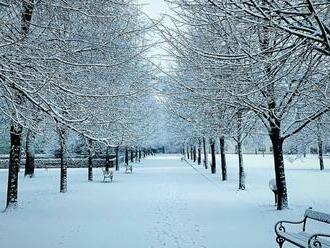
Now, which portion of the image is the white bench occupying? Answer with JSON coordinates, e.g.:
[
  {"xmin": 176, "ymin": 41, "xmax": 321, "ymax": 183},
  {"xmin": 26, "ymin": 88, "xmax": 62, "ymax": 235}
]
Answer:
[
  {"xmin": 275, "ymin": 208, "xmax": 330, "ymax": 247},
  {"xmin": 102, "ymin": 168, "xmax": 113, "ymax": 182},
  {"xmin": 125, "ymin": 164, "xmax": 132, "ymax": 173}
]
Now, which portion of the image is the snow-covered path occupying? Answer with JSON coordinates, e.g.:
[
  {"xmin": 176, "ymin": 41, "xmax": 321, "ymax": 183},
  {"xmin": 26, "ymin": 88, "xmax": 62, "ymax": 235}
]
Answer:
[{"xmin": 1, "ymin": 154, "xmax": 330, "ymax": 247}]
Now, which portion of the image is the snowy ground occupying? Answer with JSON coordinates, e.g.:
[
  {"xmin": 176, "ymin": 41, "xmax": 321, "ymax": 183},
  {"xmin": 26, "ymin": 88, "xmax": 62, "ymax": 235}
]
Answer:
[{"xmin": 0, "ymin": 154, "xmax": 330, "ymax": 247}]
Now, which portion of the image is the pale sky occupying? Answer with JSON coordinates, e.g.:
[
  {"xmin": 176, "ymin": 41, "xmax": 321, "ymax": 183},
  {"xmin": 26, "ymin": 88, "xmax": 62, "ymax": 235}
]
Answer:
[
  {"xmin": 138, "ymin": 0, "xmax": 172, "ymax": 68},
  {"xmin": 138, "ymin": 0, "xmax": 168, "ymax": 19}
]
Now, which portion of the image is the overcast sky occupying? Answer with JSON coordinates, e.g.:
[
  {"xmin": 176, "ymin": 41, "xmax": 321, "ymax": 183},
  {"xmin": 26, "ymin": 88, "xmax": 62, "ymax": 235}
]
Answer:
[
  {"xmin": 138, "ymin": 0, "xmax": 168, "ymax": 19},
  {"xmin": 137, "ymin": 0, "xmax": 172, "ymax": 67}
]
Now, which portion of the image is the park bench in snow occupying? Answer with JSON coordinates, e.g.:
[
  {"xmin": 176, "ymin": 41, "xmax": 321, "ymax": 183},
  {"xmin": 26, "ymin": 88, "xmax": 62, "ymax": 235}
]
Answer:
[
  {"xmin": 102, "ymin": 168, "xmax": 113, "ymax": 182},
  {"xmin": 125, "ymin": 164, "xmax": 132, "ymax": 173},
  {"xmin": 275, "ymin": 208, "xmax": 330, "ymax": 247}
]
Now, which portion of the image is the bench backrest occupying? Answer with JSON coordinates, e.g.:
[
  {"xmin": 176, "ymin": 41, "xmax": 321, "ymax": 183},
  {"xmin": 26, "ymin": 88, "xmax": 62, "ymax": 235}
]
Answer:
[{"xmin": 305, "ymin": 209, "xmax": 330, "ymax": 224}]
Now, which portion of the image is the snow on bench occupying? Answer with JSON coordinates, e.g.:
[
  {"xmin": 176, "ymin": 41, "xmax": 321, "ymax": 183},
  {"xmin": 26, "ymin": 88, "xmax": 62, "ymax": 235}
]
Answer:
[
  {"xmin": 102, "ymin": 168, "xmax": 113, "ymax": 182},
  {"xmin": 125, "ymin": 164, "xmax": 132, "ymax": 173},
  {"xmin": 275, "ymin": 208, "xmax": 330, "ymax": 247}
]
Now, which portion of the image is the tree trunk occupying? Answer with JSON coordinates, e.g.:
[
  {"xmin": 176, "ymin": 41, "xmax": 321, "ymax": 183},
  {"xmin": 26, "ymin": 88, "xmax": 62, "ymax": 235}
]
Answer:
[
  {"xmin": 238, "ymin": 140, "xmax": 245, "ymax": 190},
  {"xmin": 270, "ymin": 128, "xmax": 288, "ymax": 210},
  {"xmin": 198, "ymin": 139, "xmax": 202, "ymax": 165},
  {"xmin": 105, "ymin": 146, "xmax": 110, "ymax": 171},
  {"xmin": 130, "ymin": 148, "xmax": 134, "ymax": 163},
  {"xmin": 317, "ymin": 123, "xmax": 324, "ymax": 170},
  {"xmin": 135, "ymin": 148, "xmax": 139, "ymax": 163},
  {"xmin": 193, "ymin": 146, "xmax": 197, "ymax": 162},
  {"xmin": 190, "ymin": 146, "xmax": 194, "ymax": 160},
  {"xmin": 187, "ymin": 146, "xmax": 190, "ymax": 159},
  {"xmin": 21, "ymin": 0, "xmax": 35, "ymax": 35},
  {"xmin": 25, "ymin": 128, "xmax": 35, "ymax": 178},
  {"xmin": 6, "ymin": 0, "xmax": 34, "ymax": 208},
  {"xmin": 237, "ymin": 111, "xmax": 245, "ymax": 190},
  {"xmin": 87, "ymin": 139, "xmax": 93, "ymax": 181},
  {"xmin": 115, "ymin": 146, "xmax": 119, "ymax": 171},
  {"xmin": 219, "ymin": 136, "xmax": 227, "ymax": 181},
  {"xmin": 257, "ymin": 5, "xmax": 288, "ymax": 209},
  {"xmin": 210, "ymin": 139, "xmax": 216, "ymax": 174},
  {"xmin": 88, "ymin": 152, "xmax": 93, "ymax": 181},
  {"xmin": 6, "ymin": 123, "xmax": 23, "ymax": 208},
  {"xmin": 203, "ymin": 137, "xmax": 208, "ymax": 169},
  {"xmin": 125, "ymin": 146, "xmax": 129, "ymax": 165},
  {"xmin": 59, "ymin": 127, "xmax": 67, "ymax": 193},
  {"xmin": 318, "ymin": 137, "xmax": 324, "ymax": 171}
]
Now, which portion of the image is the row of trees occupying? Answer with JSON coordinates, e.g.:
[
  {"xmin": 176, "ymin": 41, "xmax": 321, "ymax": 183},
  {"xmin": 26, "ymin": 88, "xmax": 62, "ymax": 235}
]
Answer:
[
  {"xmin": 160, "ymin": 0, "xmax": 330, "ymax": 210},
  {"xmin": 0, "ymin": 0, "xmax": 159, "ymax": 209}
]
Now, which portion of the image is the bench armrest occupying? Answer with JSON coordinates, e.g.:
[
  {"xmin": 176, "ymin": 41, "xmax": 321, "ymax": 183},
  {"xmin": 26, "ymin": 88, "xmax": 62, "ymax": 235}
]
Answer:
[
  {"xmin": 308, "ymin": 234, "xmax": 330, "ymax": 248},
  {"xmin": 275, "ymin": 219, "xmax": 306, "ymax": 234}
]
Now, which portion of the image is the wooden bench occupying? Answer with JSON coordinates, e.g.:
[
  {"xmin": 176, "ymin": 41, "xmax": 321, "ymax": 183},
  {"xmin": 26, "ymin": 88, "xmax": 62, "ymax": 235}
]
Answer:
[
  {"xmin": 102, "ymin": 168, "xmax": 113, "ymax": 182},
  {"xmin": 275, "ymin": 208, "xmax": 330, "ymax": 247},
  {"xmin": 125, "ymin": 164, "xmax": 132, "ymax": 173}
]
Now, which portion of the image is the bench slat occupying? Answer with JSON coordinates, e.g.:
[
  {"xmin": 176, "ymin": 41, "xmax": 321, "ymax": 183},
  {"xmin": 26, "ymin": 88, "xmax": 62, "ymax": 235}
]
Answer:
[
  {"xmin": 279, "ymin": 232, "xmax": 330, "ymax": 248},
  {"xmin": 280, "ymin": 232, "xmax": 310, "ymax": 246},
  {"xmin": 305, "ymin": 209, "xmax": 330, "ymax": 224}
]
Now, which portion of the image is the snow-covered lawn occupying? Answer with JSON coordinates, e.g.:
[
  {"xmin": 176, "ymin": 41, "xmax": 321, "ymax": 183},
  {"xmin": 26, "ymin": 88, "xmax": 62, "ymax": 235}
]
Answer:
[{"xmin": 0, "ymin": 154, "xmax": 330, "ymax": 247}]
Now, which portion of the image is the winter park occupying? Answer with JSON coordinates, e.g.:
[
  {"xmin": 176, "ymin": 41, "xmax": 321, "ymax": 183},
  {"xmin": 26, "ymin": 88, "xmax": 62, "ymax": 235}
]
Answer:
[{"xmin": 0, "ymin": 0, "xmax": 330, "ymax": 247}]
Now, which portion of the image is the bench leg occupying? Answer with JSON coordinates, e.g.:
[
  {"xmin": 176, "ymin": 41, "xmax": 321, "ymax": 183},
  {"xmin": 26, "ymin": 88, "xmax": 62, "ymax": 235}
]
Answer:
[{"xmin": 276, "ymin": 236, "xmax": 285, "ymax": 248}]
